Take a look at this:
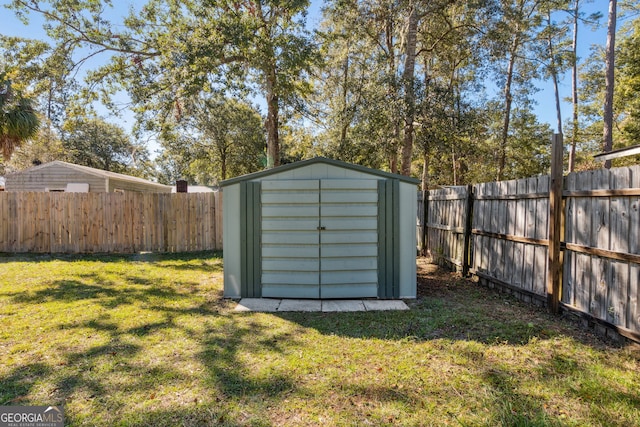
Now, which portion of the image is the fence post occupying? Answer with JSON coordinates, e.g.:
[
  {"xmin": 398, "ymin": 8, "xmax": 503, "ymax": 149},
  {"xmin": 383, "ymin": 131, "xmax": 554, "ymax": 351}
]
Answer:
[
  {"xmin": 547, "ymin": 133, "xmax": 564, "ymax": 314},
  {"xmin": 462, "ymin": 184, "xmax": 474, "ymax": 276}
]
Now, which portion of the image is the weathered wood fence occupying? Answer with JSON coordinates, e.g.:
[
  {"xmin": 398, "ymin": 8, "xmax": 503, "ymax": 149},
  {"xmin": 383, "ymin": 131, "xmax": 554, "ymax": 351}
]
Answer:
[
  {"xmin": 420, "ymin": 163, "xmax": 640, "ymax": 343},
  {"xmin": 0, "ymin": 192, "xmax": 222, "ymax": 253}
]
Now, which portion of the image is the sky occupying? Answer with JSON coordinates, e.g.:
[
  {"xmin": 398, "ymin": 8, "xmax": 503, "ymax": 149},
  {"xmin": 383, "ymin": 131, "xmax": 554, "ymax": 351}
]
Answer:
[{"xmin": 0, "ymin": 1, "xmax": 619, "ymax": 153}]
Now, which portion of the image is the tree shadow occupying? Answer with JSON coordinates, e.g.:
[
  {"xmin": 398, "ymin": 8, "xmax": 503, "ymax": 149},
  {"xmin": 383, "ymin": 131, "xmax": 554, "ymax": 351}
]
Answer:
[
  {"xmin": 198, "ymin": 317, "xmax": 300, "ymax": 399},
  {"xmin": 0, "ymin": 363, "xmax": 52, "ymax": 405},
  {"xmin": 6, "ymin": 275, "xmax": 189, "ymax": 308}
]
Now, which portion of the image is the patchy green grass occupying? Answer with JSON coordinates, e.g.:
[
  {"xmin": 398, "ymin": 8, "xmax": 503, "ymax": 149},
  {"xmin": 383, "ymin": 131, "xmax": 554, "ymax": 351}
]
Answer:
[{"xmin": 0, "ymin": 253, "xmax": 638, "ymax": 426}]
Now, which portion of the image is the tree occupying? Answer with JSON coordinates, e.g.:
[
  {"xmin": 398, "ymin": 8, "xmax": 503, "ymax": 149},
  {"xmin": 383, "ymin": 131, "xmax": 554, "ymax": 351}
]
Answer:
[
  {"xmin": 311, "ymin": 0, "xmax": 403, "ymax": 171},
  {"xmin": 0, "ymin": 35, "xmax": 78, "ymax": 131},
  {"xmin": 488, "ymin": 0, "xmax": 544, "ymax": 181},
  {"xmin": 158, "ymin": 95, "xmax": 265, "ymax": 184},
  {"xmin": 603, "ymin": 0, "xmax": 617, "ymax": 169},
  {"xmin": 567, "ymin": 0, "xmax": 601, "ymax": 171},
  {"xmin": 5, "ymin": 122, "xmax": 65, "ymax": 171},
  {"xmin": 415, "ymin": 0, "xmax": 490, "ymax": 187},
  {"xmin": 62, "ymin": 118, "xmax": 150, "ymax": 176},
  {"xmin": 613, "ymin": 13, "xmax": 640, "ymax": 148},
  {"xmin": 400, "ymin": 0, "xmax": 419, "ymax": 176},
  {"xmin": 539, "ymin": 1, "xmax": 572, "ymax": 135},
  {"xmin": 0, "ymin": 75, "xmax": 39, "ymax": 160},
  {"xmin": 8, "ymin": 0, "xmax": 316, "ymax": 168},
  {"xmin": 314, "ymin": 0, "xmax": 486, "ymax": 177}
]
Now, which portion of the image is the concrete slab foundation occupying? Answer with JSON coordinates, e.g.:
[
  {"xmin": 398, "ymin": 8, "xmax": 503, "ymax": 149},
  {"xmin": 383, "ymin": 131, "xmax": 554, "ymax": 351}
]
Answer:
[
  {"xmin": 322, "ymin": 300, "xmax": 367, "ymax": 312},
  {"xmin": 277, "ymin": 299, "xmax": 322, "ymax": 312},
  {"xmin": 234, "ymin": 299, "xmax": 409, "ymax": 313},
  {"xmin": 234, "ymin": 298, "xmax": 280, "ymax": 312}
]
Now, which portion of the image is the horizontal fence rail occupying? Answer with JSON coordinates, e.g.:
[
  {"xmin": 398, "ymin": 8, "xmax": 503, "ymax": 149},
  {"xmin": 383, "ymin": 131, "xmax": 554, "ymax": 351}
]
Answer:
[
  {"xmin": 421, "ymin": 162, "xmax": 640, "ymax": 343},
  {"xmin": 0, "ymin": 192, "xmax": 223, "ymax": 254}
]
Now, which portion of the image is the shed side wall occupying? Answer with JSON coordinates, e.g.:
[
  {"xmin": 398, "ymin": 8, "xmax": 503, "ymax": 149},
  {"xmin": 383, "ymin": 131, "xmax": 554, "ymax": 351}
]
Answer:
[
  {"xmin": 223, "ymin": 184, "xmax": 242, "ymax": 298},
  {"xmin": 399, "ymin": 182, "xmax": 418, "ymax": 298}
]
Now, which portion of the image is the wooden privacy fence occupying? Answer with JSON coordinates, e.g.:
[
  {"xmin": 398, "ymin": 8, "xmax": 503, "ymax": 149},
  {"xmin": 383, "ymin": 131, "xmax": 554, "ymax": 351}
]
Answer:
[
  {"xmin": 0, "ymin": 192, "xmax": 223, "ymax": 253},
  {"xmin": 421, "ymin": 162, "xmax": 640, "ymax": 343}
]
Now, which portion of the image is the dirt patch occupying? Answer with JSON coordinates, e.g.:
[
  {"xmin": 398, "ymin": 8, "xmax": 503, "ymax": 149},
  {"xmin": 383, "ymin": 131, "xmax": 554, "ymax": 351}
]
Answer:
[
  {"xmin": 415, "ymin": 257, "xmax": 640, "ymax": 353},
  {"xmin": 416, "ymin": 257, "xmax": 465, "ymax": 299}
]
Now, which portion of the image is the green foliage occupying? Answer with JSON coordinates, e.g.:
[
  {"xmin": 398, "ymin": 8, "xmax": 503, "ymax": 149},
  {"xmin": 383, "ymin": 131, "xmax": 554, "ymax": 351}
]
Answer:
[
  {"xmin": 3, "ymin": 0, "xmax": 609, "ymax": 182},
  {"xmin": 4, "ymin": 123, "xmax": 66, "ymax": 171},
  {"xmin": 7, "ymin": 0, "xmax": 316, "ymax": 168},
  {"xmin": 309, "ymin": 0, "xmax": 560, "ymax": 184},
  {"xmin": 157, "ymin": 95, "xmax": 265, "ymax": 184},
  {"xmin": 617, "ymin": 15, "xmax": 640, "ymax": 147},
  {"xmin": 0, "ymin": 74, "xmax": 40, "ymax": 160},
  {"xmin": 578, "ymin": 12, "xmax": 640, "ymax": 168},
  {"xmin": 61, "ymin": 117, "xmax": 151, "ymax": 176}
]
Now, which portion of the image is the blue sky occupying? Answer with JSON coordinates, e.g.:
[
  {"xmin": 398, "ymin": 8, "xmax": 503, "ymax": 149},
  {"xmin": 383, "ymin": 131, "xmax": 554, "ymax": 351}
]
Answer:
[{"xmin": 0, "ymin": 1, "xmax": 615, "ymax": 141}]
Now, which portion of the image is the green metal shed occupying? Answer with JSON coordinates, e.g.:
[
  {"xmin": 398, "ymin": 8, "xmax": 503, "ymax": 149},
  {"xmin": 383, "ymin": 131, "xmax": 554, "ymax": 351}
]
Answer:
[{"xmin": 221, "ymin": 157, "xmax": 419, "ymax": 299}]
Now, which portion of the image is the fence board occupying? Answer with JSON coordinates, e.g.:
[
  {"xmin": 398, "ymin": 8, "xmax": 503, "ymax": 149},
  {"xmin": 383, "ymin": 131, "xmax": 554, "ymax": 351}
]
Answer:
[
  {"xmin": 424, "ymin": 164, "xmax": 639, "ymax": 341},
  {"xmin": 0, "ymin": 192, "xmax": 222, "ymax": 254},
  {"xmin": 535, "ymin": 176, "xmax": 549, "ymax": 297},
  {"xmin": 630, "ymin": 169, "xmax": 640, "ymax": 332},
  {"xmin": 424, "ymin": 187, "xmax": 468, "ymax": 269}
]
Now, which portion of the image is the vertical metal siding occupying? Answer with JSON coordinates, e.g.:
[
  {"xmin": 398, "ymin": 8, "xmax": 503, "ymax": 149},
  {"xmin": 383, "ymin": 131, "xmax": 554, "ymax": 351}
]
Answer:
[
  {"xmin": 240, "ymin": 181, "xmax": 262, "ymax": 297},
  {"xmin": 378, "ymin": 179, "xmax": 400, "ymax": 298}
]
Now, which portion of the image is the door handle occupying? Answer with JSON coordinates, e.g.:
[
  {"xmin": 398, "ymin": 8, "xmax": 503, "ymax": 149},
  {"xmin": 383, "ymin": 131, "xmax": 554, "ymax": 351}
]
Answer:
[{"xmin": 317, "ymin": 226, "xmax": 326, "ymax": 231}]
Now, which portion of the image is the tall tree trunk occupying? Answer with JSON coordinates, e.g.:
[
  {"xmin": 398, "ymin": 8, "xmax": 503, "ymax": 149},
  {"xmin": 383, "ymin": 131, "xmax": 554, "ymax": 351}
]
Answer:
[
  {"xmin": 220, "ymin": 145, "xmax": 227, "ymax": 181},
  {"xmin": 265, "ymin": 64, "xmax": 280, "ymax": 169},
  {"xmin": 421, "ymin": 148, "xmax": 429, "ymax": 191},
  {"xmin": 339, "ymin": 55, "xmax": 350, "ymax": 158},
  {"xmin": 547, "ymin": 13, "xmax": 563, "ymax": 136},
  {"xmin": 569, "ymin": 0, "xmax": 580, "ymax": 172},
  {"xmin": 498, "ymin": 34, "xmax": 519, "ymax": 181},
  {"xmin": 385, "ymin": 12, "xmax": 399, "ymax": 173},
  {"xmin": 400, "ymin": 3, "xmax": 418, "ymax": 176},
  {"xmin": 603, "ymin": 0, "xmax": 617, "ymax": 169},
  {"xmin": 451, "ymin": 146, "xmax": 457, "ymax": 186},
  {"xmin": 256, "ymin": 1, "xmax": 280, "ymax": 169}
]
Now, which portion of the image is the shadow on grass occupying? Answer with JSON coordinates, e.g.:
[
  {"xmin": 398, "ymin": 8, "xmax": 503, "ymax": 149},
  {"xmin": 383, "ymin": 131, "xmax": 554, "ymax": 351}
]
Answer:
[
  {"xmin": 0, "ymin": 363, "xmax": 52, "ymax": 405},
  {"xmin": 8, "ymin": 276, "xmax": 189, "ymax": 308},
  {"xmin": 198, "ymin": 318, "xmax": 300, "ymax": 399},
  {"xmin": 0, "ymin": 251, "xmax": 223, "ymax": 272},
  {"xmin": 268, "ymin": 259, "xmax": 621, "ymax": 350},
  {"xmin": 2, "ymin": 254, "xmax": 636, "ymax": 426},
  {"xmin": 482, "ymin": 366, "xmax": 561, "ymax": 427},
  {"xmin": 273, "ymin": 306, "xmax": 548, "ymax": 347}
]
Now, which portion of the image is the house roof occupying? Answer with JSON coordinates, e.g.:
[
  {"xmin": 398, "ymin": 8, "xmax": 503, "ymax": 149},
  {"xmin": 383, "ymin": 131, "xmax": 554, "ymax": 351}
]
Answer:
[
  {"xmin": 7, "ymin": 161, "xmax": 171, "ymax": 189},
  {"xmin": 220, "ymin": 157, "xmax": 421, "ymax": 186}
]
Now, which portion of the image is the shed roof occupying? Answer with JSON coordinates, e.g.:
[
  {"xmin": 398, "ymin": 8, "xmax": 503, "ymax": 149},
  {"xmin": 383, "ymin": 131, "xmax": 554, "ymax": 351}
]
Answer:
[
  {"xmin": 221, "ymin": 157, "xmax": 421, "ymax": 186},
  {"xmin": 7, "ymin": 161, "xmax": 171, "ymax": 190}
]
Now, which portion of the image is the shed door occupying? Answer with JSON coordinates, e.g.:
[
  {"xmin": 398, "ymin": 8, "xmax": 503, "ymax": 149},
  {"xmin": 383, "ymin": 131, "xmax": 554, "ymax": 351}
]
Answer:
[{"xmin": 261, "ymin": 179, "xmax": 379, "ymax": 299}]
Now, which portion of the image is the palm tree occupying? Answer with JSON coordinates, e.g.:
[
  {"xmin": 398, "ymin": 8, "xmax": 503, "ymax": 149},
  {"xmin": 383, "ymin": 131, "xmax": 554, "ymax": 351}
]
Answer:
[{"xmin": 0, "ymin": 76, "xmax": 39, "ymax": 161}]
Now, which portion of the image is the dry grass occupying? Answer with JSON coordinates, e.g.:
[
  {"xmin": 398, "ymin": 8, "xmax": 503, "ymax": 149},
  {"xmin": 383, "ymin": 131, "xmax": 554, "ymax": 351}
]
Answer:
[{"xmin": 1, "ymin": 253, "xmax": 638, "ymax": 426}]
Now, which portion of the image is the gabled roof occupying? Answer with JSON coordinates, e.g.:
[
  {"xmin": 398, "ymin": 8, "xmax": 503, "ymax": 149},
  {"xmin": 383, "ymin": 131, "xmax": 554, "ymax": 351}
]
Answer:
[
  {"xmin": 221, "ymin": 157, "xmax": 421, "ymax": 186},
  {"xmin": 8, "ymin": 160, "xmax": 170, "ymax": 189}
]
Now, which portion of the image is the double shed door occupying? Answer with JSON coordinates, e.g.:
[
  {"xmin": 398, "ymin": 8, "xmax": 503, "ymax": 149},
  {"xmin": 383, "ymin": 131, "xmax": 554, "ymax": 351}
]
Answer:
[{"xmin": 261, "ymin": 179, "xmax": 379, "ymax": 299}]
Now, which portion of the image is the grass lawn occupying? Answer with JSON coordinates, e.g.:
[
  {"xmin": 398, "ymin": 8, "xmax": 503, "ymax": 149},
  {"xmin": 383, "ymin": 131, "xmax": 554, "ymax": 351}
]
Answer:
[{"xmin": 1, "ymin": 252, "xmax": 639, "ymax": 426}]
